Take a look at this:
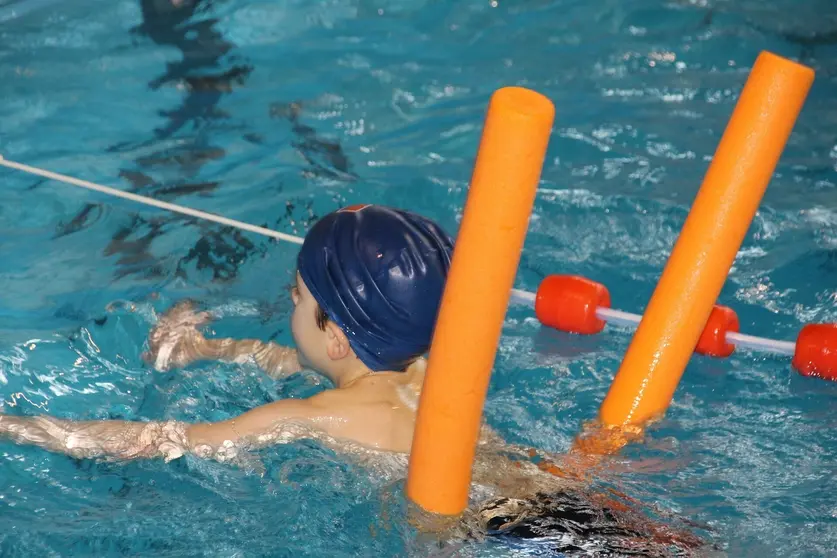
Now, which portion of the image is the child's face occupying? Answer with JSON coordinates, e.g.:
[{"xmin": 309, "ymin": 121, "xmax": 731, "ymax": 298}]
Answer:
[{"xmin": 290, "ymin": 272, "xmax": 329, "ymax": 372}]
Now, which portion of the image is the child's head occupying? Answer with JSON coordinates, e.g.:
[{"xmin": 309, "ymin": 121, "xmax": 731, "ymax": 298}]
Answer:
[{"xmin": 290, "ymin": 204, "xmax": 454, "ymax": 376}]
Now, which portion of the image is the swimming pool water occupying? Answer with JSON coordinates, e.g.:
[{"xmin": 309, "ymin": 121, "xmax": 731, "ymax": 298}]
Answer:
[{"xmin": 1, "ymin": 0, "xmax": 836, "ymax": 555}]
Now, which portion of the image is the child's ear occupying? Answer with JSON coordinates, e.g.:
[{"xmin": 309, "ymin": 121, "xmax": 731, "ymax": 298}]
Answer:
[{"xmin": 324, "ymin": 322, "xmax": 350, "ymax": 361}]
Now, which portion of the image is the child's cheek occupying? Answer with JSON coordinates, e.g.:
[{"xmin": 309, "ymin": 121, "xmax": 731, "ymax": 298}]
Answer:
[
  {"xmin": 290, "ymin": 306, "xmax": 301, "ymax": 341},
  {"xmin": 289, "ymin": 317, "xmax": 312, "ymax": 369}
]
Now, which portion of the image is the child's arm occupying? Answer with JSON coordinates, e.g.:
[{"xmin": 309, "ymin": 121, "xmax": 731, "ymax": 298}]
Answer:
[
  {"xmin": 201, "ymin": 338, "xmax": 301, "ymax": 379},
  {"xmin": 0, "ymin": 413, "xmax": 191, "ymax": 462},
  {"xmin": 0, "ymin": 393, "xmax": 339, "ymax": 463},
  {"xmin": 144, "ymin": 301, "xmax": 302, "ymax": 379}
]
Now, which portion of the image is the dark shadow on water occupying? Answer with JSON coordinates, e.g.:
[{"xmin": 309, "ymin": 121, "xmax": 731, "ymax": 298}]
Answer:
[
  {"xmin": 52, "ymin": 0, "xmax": 355, "ymax": 284},
  {"xmin": 531, "ymin": 325, "xmax": 607, "ymax": 361}
]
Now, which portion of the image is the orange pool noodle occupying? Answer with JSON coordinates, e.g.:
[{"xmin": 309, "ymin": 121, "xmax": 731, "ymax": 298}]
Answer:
[
  {"xmin": 406, "ymin": 87, "xmax": 555, "ymax": 515},
  {"xmin": 598, "ymin": 52, "xmax": 814, "ymax": 431}
]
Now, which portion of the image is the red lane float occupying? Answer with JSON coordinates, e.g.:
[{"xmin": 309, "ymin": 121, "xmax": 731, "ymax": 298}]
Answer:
[
  {"xmin": 535, "ymin": 275, "xmax": 610, "ymax": 334},
  {"xmin": 532, "ymin": 274, "xmax": 837, "ymax": 381},
  {"xmin": 792, "ymin": 324, "xmax": 837, "ymax": 381},
  {"xmin": 695, "ymin": 305, "xmax": 739, "ymax": 358}
]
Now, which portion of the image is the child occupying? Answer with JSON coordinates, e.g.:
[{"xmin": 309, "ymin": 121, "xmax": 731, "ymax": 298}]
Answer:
[
  {"xmin": 0, "ymin": 204, "xmax": 454, "ymax": 462},
  {"xmin": 0, "ymin": 204, "xmax": 708, "ymax": 553}
]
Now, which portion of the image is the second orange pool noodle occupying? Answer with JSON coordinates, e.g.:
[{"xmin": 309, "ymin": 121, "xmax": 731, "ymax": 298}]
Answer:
[
  {"xmin": 598, "ymin": 52, "xmax": 814, "ymax": 431},
  {"xmin": 406, "ymin": 87, "xmax": 555, "ymax": 516}
]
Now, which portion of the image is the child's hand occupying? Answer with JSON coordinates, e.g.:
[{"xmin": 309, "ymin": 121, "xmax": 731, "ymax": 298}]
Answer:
[{"xmin": 143, "ymin": 300, "xmax": 213, "ymax": 372}]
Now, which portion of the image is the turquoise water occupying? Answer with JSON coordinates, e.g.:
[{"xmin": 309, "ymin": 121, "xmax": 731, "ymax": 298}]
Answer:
[{"xmin": 1, "ymin": 0, "xmax": 836, "ymax": 555}]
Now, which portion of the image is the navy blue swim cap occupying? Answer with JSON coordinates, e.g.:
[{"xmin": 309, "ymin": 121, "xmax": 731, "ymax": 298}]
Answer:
[{"xmin": 297, "ymin": 204, "xmax": 454, "ymax": 372}]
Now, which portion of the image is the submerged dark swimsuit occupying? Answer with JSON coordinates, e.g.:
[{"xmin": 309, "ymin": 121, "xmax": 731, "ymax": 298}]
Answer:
[{"xmin": 480, "ymin": 491, "xmax": 710, "ymax": 557}]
